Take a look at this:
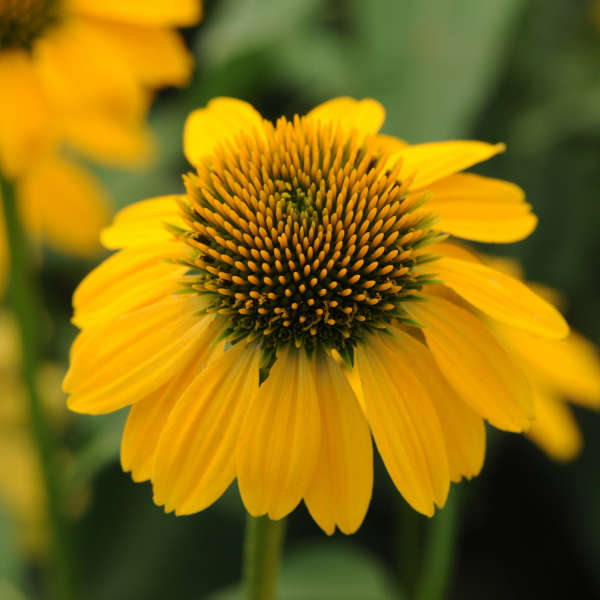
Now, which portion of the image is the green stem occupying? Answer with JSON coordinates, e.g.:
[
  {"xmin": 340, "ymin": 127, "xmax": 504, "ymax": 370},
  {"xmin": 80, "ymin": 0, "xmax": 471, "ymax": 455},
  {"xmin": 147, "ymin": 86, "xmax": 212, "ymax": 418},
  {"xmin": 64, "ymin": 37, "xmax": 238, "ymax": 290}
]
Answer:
[
  {"xmin": 243, "ymin": 515, "xmax": 286, "ymax": 600},
  {"xmin": 396, "ymin": 499, "xmax": 423, "ymax": 597},
  {"xmin": 414, "ymin": 489, "xmax": 461, "ymax": 600},
  {"xmin": 1, "ymin": 171, "xmax": 75, "ymax": 600}
]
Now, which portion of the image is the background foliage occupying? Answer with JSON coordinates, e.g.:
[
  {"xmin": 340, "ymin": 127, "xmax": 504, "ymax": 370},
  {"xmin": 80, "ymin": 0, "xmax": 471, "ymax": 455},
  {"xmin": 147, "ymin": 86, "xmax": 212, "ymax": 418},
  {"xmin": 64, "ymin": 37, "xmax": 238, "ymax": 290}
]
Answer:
[{"xmin": 2, "ymin": 0, "xmax": 600, "ymax": 598}]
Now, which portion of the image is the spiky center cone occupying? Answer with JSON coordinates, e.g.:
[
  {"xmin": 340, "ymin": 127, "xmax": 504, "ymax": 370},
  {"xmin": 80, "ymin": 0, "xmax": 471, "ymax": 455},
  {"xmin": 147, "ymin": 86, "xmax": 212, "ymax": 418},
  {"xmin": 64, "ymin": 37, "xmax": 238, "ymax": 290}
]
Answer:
[
  {"xmin": 178, "ymin": 115, "xmax": 439, "ymax": 368},
  {"xmin": 0, "ymin": 0, "xmax": 60, "ymax": 50}
]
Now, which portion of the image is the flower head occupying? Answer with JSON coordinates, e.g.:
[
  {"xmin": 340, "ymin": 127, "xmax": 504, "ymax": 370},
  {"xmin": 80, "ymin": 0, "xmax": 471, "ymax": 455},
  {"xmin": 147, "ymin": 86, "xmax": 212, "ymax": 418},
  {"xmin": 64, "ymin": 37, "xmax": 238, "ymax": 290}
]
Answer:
[
  {"xmin": 64, "ymin": 97, "xmax": 570, "ymax": 534},
  {"xmin": 0, "ymin": 0, "xmax": 203, "ymax": 290},
  {"xmin": 0, "ymin": 0, "xmax": 202, "ymax": 173}
]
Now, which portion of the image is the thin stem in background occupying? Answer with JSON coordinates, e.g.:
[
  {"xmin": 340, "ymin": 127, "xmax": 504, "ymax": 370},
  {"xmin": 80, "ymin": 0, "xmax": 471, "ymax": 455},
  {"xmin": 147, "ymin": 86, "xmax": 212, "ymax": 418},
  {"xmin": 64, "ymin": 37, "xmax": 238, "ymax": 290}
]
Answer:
[
  {"xmin": 396, "ymin": 497, "xmax": 423, "ymax": 597},
  {"xmin": 414, "ymin": 488, "xmax": 462, "ymax": 600},
  {"xmin": 243, "ymin": 514, "xmax": 286, "ymax": 600},
  {"xmin": 1, "ymin": 171, "xmax": 75, "ymax": 600}
]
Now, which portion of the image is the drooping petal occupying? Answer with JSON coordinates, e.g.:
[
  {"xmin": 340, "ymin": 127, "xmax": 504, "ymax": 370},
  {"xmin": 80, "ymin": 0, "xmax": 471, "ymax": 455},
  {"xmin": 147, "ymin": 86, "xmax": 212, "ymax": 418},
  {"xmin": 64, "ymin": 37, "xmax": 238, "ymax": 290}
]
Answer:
[
  {"xmin": 152, "ymin": 342, "xmax": 259, "ymax": 513},
  {"xmin": 101, "ymin": 196, "xmax": 185, "ymax": 249},
  {"xmin": 307, "ymin": 97, "xmax": 385, "ymax": 139},
  {"xmin": 418, "ymin": 173, "xmax": 536, "ymax": 242},
  {"xmin": 433, "ymin": 256, "xmax": 569, "ymax": 339},
  {"xmin": 526, "ymin": 387, "xmax": 582, "ymax": 462},
  {"xmin": 356, "ymin": 333, "xmax": 450, "ymax": 516},
  {"xmin": 0, "ymin": 50, "xmax": 51, "ymax": 176},
  {"xmin": 18, "ymin": 156, "xmax": 112, "ymax": 257},
  {"xmin": 121, "ymin": 325, "xmax": 225, "ymax": 482},
  {"xmin": 495, "ymin": 327, "xmax": 600, "ymax": 408},
  {"xmin": 60, "ymin": 113, "xmax": 155, "ymax": 168},
  {"xmin": 392, "ymin": 141, "xmax": 505, "ymax": 191},
  {"xmin": 79, "ymin": 20, "xmax": 193, "ymax": 87},
  {"xmin": 72, "ymin": 242, "xmax": 189, "ymax": 327},
  {"xmin": 67, "ymin": 0, "xmax": 202, "ymax": 26},
  {"xmin": 427, "ymin": 173, "xmax": 526, "ymax": 204},
  {"xmin": 389, "ymin": 328, "xmax": 485, "ymax": 482},
  {"xmin": 36, "ymin": 20, "xmax": 147, "ymax": 122},
  {"xmin": 304, "ymin": 353, "xmax": 373, "ymax": 535},
  {"xmin": 64, "ymin": 294, "xmax": 214, "ymax": 414},
  {"xmin": 184, "ymin": 98, "xmax": 264, "ymax": 167},
  {"xmin": 407, "ymin": 296, "xmax": 534, "ymax": 432},
  {"xmin": 236, "ymin": 347, "xmax": 321, "ymax": 520}
]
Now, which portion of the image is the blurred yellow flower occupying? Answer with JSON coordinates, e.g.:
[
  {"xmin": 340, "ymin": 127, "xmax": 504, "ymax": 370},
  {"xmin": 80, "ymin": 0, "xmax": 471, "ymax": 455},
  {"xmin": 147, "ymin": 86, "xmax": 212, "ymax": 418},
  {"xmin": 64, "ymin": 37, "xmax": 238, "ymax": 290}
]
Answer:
[
  {"xmin": 64, "ymin": 97, "xmax": 568, "ymax": 534},
  {"xmin": 0, "ymin": 0, "xmax": 203, "ymax": 289},
  {"xmin": 0, "ymin": 0, "xmax": 202, "ymax": 174},
  {"xmin": 482, "ymin": 257, "xmax": 600, "ymax": 461},
  {"xmin": 0, "ymin": 311, "xmax": 69, "ymax": 555}
]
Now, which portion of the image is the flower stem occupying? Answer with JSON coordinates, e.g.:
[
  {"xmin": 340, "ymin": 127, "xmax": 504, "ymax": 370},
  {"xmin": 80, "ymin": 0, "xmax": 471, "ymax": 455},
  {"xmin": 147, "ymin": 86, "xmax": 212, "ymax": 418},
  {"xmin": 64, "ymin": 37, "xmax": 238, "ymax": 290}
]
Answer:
[
  {"xmin": 396, "ymin": 499, "xmax": 423, "ymax": 596},
  {"xmin": 243, "ymin": 514, "xmax": 286, "ymax": 600},
  {"xmin": 1, "ymin": 171, "xmax": 75, "ymax": 600},
  {"xmin": 414, "ymin": 489, "xmax": 461, "ymax": 600}
]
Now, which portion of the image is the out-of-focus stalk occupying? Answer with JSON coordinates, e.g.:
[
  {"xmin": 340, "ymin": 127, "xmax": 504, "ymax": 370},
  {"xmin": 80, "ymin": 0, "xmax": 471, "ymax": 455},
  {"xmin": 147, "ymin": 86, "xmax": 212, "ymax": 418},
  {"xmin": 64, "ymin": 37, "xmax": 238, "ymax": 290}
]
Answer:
[
  {"xmin": 0, "ymin": 171, "xmax": 75, "ymax": 600},
  {"xmin": 414, "ymin": 489, "xmax": 461, "ymax": 600},
  {"xmin": 243, "ymin": 514, "xmax": 286, "ymax": 600}
]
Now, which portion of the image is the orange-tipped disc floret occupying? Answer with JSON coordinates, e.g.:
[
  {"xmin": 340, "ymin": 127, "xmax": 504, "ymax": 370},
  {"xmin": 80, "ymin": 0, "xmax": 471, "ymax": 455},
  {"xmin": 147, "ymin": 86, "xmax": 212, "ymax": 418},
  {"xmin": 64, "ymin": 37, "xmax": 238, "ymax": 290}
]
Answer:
[
  {"xmin": 0, "ymin": 0, "xmax": 60, "ymax": 50},
  {"xmin": 178, "ymin": 115, "xmax": 440, "ymax": 368}
]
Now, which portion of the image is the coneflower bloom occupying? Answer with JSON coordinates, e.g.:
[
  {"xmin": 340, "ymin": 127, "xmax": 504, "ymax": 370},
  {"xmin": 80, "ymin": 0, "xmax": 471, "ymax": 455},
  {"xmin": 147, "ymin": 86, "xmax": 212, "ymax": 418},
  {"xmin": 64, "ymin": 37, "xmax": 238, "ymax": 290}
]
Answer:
[
  {"xmin": 0, "ymin": 0, "xmax": 202, "ymax": 289},
  {"xmin": 64, "ymin": 97, "xmax": 569, "ymax": 534}
]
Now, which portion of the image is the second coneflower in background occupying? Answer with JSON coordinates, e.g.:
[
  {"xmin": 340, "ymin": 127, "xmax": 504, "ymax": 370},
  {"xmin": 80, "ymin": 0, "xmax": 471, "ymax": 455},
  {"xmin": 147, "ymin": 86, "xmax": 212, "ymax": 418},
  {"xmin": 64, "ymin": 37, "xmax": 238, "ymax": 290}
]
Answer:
[
  {"xmin": 480, "ymin": 257, "xmax": 600, "ymax": 461},
  {"xmin": 64, "ymin": 97, "xmax": 570, "ymax": 534},
  {"xmin": 0, "ymin": 0, "xmax": 203, "ymax": 287}
]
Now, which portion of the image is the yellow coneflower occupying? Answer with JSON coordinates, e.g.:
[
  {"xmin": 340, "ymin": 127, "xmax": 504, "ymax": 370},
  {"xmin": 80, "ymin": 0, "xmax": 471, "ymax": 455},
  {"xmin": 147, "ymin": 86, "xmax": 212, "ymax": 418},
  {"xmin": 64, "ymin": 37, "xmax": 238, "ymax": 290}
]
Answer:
[
  {"xmin": 479, "ymin": 257, "xmax": 600, "ymax": 461},
  {"xmin": 0, "ymin": 0, "xmax": 201, "ymax": 171},
  {"xmin": 64, "ymin": 97, "xmax": 569, "ymax": 534},
  {"xmin": 0, "ymin": 0, "xmax": 203, "ymax": 288}
]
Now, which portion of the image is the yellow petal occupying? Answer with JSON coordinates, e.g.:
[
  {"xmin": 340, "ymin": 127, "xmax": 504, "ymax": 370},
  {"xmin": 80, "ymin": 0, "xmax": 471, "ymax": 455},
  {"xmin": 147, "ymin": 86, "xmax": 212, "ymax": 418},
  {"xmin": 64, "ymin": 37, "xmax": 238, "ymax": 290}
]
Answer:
[
  {"xmin": 495, "ymin": 327, "xmax": 600, "ymax": 408},
  {"xmin": 72, "ymin": 242, "xmax": 189, "ymax": 328},
  {"xmin": 418, "ymin": 173, "xmax": 536, "ymax": 242},
  {"xmin": 236, "ymin": 347, "xmax": 321, "ymax": 520},
  {"xmin": 152, "ymin": 342, "xmax": 258, "ymax": 513},
  {"xmin": 67, "ymin": 0, "xmax": 202, "ymax": 26},
  {"xmin": 407, "ymin": 296, "xmax": 534, "ymax": 432},
  {"xmin": 0, "ymin": 50, "xmax": 51, "ymax": 176},
  {"xmin": 60, "ymin": 112, "xmax": 155, "ymax": 168},
  {"xmin": 434, "ymin": 256, "xmax": 569, "ymax": 339},
  {"xmin": 389, "ymin": 328, "xmax": 486, "ymax": 482},
  {"xmin": 427, "ymin": 173, "xmax": 526, "ymax": 204},
  {"xmin": 307, "ymin": 97, "xmax": 385, "ymax": 138},
  {"xmin": 64, "ymin": 294, "xmax": 213, "ymax": 414},
  {"xmin": 304, "ymin": 353, "xmax": 373, "ymax": 535},
  {"xmin": 526, "ymin": 387, "xmax": 582, "ymax": 462},
  {"xmin": 376, "ymin": 134, "xmax": 408, "ymax": 153},
  {"xmin": 121, "ymin": 323, "xmax": 225, "ymax": 482},
  {"xmin": 393, "ymin": 141, "xmax": 505, "ymax": 191},
  {"xmin": 184, "ymin": 98, "xmax": 264, "ymax": 167},
  {"xmin": 18, "ymin": 156, "xmax": 112, "ymax": 258},
  {"xmin": 101, "ymin": 196, "xmax": 184, "ymax": 249},
  {"xmin": 356, "ymin": 332, "xmax": 450, "ymax": 516},
  {"xmin": 37, "ymin": 20, "xmax": 147, "ymax": 122},
  {"xmin": 478, "ymin": 254, "xmax": 525, "ymax": 280},
  {"xmin": 427, "ymin": 241, "xmax": 482, "ymax": 264},
  {"xmin": 79, "ymin": 20, "xmax": 193, "ymax": 88}
]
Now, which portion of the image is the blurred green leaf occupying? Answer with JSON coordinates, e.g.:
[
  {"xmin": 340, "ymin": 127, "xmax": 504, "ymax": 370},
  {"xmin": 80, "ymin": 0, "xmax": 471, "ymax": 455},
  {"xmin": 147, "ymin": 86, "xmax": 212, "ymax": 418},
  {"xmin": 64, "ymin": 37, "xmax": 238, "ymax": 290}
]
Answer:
[
  {"xmin": 0, "ymin": 506, "xmax": 22, "ymax": 582},
  {"xmin": 352, "ymin": 0, "xmax": 527, "ymax": 140},
  {"xmin": 67, "ymin": 412, "xmax": 126, "ymax": 487},
  {"xmin": 273, "ymin": 0, "xmax": 526, "ymax": 140},
  {"xmin": 198, "ymin": 0, "xmax": 321, "ymax": 65},
  {"xmin": 211, "ymin": 541, "xmax": 400, "ymax": 599}
]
